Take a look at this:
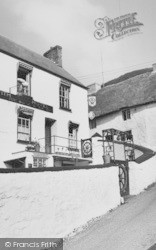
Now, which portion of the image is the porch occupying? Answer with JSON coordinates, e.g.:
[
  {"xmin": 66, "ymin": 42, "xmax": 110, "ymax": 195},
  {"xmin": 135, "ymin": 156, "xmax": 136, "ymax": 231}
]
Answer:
[
  {"xmin": 4, "ymin": 135, "xmax": 92, "ymax": 168},
  {"xmin": 38, "ymin": 135, "xmax": 92, "ymax": 167},
  {"xmin": 38, "ymin": 135, "xmax": 81, "ymax": 156}
]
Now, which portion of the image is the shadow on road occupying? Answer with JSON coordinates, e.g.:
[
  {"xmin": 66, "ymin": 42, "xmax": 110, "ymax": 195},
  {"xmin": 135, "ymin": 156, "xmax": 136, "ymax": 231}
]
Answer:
[{"xmin": 147, "ymin": 243, "xmax": 156, "ymax": 250}]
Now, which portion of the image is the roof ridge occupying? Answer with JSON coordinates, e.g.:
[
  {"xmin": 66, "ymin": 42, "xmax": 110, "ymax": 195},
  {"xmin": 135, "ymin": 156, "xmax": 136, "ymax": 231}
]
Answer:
[
  {"xmin": 99, "ymin": 71, "xmax": 152, "ymax": 93},
  {"xmin": 89, "ymin": 70, "xmax": 156, "ymax": 118},
  {"xmin": 101, "ymin": 68, "xmax": 152, "ymax": 88}
]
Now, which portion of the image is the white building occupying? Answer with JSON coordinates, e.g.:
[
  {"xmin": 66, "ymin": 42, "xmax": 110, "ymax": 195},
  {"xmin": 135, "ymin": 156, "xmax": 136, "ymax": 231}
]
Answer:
[
  {"xmin": 89, "ymin": 67, "xmax": 156, "ymax": 158},
  {"xmin": 88, "ymin": 67, "xmax": 156, "ymax": 195},
  {"xmin": 0, "ymin": 35, "xmax": 91, "ymax": 168}
]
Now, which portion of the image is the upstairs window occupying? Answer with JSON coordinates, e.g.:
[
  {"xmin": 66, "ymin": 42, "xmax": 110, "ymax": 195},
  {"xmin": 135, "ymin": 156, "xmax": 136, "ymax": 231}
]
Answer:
[
  {"xmin": 59, "ymin": 80, "xmax": 71, "ymax": 110},
  {"xmin": 122, "ymin": 109, "xmax": 131, "ymax": 121},
  {"xmin": 17, "ymin": 62, "xmax": 33, "ymax": 96}
]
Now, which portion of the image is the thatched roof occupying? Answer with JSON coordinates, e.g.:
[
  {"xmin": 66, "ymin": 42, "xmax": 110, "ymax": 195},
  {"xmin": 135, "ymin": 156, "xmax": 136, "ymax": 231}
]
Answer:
[
  {"xmin": 0, "ymin": 35, "xmax": 86, "ymax": 89},
  {"xmin": 89, "ymin": 70, "xmax": 156, "ymax": 118},
  {"xmin": 102, "ymin": 68, "xmax": 152, "ymax": 87}
]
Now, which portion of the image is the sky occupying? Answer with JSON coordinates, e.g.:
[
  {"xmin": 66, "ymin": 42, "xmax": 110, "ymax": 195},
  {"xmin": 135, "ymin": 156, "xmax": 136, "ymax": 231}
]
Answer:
[{"xmin": 0, "ymin": 0, "xmax": 156, "ymax": 86}]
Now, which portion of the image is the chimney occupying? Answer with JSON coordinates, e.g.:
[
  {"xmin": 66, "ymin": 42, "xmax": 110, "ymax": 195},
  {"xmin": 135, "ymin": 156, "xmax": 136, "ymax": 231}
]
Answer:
[
  {"xmin": 43, "ymin": 45, "xmax": 62, "ymax": 67},
  {"xmin": 87, "ymin": 83, "xmax": 101, "ymax": 95}
]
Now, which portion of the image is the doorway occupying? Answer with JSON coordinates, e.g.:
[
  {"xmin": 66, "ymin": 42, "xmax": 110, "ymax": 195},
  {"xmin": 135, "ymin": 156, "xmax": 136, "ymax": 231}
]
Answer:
[{"xmin": 45, "ymin": 118, "xmax": 55, "ymax": 154}]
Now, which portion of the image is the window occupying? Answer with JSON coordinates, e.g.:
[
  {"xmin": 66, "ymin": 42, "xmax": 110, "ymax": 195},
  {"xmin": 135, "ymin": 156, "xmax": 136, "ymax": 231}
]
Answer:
[
  {"xmin": 17, "ymin": 62, "xmax": 33, "ymax": 96},
  {"xmin": 17, "ymin": 116, "xmax": 31, "ymax": 142},
  {"xmin": 89, "ymin": 119, "xmax": 96, "ymax": 129},
  {"xmin": 122, "ymin": 109, "xmax": 131, "ymax": 121},
  {"xmin": 69, "ymin": 129, "xmax": 77, "ymax": 148},
  {"xmin": 17, "ymin": 107, "xmax": 34, "ymax": 143},
  {"xmin": 59, "ymin": 81, "xmax": 71, "ymax": 110},
  {"xmin": 68, "ymin": 122, "xmax": 79, "ymax": 149},
  {"xmin": 33, "ymin": 157, "xmax": 47, "ymax": 168}
]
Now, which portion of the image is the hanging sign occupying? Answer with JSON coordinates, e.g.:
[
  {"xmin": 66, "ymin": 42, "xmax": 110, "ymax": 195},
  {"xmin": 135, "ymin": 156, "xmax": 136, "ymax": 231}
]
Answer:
[
  {"xmin": 94, "ymin": 12, "xmax": 143, "ymax": 41},
  {"xmin": 88, "ymin": 96, "xmax": 96, "ymax": 107},
  {"xmin": 88, "ymin": 111, "xmax": 95, "ymax": 120},
  {"xmin": 81, "ymin": 138, "xmax": 92, "ymax": 158}
]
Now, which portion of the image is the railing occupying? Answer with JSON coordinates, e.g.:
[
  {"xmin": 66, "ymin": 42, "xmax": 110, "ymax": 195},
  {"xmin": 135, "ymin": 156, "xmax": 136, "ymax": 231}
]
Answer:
[{"xmin": 38, "ymin": 135, "xmax": 82, "ymax": 158}]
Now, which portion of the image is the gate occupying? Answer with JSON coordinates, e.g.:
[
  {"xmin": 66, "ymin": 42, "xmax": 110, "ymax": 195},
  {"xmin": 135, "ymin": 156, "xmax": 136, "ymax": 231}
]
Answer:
[{"xmin": 118, "ymin": 162, "xmax": 129, "ymax": 196}]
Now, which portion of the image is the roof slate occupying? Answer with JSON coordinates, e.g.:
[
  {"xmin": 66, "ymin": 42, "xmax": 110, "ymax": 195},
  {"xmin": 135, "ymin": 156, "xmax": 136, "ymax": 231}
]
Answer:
[
  {"xmin": 89, "ymin": 71, "xmax": 156, "ymax": 118},
  {"xmin": 0, "ymin": 35, "xmax": 87, "ymax": 89}
]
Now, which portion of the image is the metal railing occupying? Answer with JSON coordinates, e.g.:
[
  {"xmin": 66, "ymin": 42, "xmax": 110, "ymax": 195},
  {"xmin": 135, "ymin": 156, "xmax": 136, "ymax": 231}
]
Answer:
[{"xmin": 38, "ymin": 135, "xmax": 81, "ymax": 157}]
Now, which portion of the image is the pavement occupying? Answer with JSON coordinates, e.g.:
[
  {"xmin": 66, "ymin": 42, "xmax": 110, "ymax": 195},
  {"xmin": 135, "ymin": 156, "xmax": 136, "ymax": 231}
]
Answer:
[{"xmin": 64, "ymin": 183, "xmax": 156, "ymax": 250}]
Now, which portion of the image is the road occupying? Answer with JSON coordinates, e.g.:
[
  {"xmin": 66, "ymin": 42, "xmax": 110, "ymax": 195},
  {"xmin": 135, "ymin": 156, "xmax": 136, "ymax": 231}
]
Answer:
[{"xmin": 64, "ymin": 183, "xmax": 156, "ymax": 250}]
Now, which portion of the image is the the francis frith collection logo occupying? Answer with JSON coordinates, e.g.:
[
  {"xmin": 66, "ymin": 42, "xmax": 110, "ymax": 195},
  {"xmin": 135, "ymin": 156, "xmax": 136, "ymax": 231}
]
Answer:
[{"xmin": 94, "ymin": 12, "xmax": 144, "ymax": 41}]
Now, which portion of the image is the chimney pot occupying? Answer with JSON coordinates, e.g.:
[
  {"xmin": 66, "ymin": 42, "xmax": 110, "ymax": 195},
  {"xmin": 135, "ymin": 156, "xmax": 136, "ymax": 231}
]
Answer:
[
  {"xmin": 87, "ymin": 83, "xmax": 101, "ymax": 95},
  {"xmin": 43, "ymin": 45, "xmax": 62, "ymax": 67}
]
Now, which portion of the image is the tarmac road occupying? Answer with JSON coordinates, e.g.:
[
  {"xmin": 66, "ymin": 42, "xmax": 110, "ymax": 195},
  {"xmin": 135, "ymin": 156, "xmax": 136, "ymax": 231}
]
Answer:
[{"xmin": 64, "ymin": 183, "xmax": 156, "ymax": 250}]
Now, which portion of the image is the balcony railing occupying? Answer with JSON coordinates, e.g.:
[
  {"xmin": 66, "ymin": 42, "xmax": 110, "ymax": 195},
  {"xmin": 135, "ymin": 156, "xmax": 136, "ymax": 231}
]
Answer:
[{"xmin": 38, "ymin": 135, "xmax": 81, "ymax": 158}]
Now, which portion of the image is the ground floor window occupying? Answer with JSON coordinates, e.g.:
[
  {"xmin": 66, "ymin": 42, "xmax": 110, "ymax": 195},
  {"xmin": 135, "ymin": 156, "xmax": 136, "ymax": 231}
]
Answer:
[
  {"xmin": 68, "ymin": 121, "xmax": 79, "ymax": 149},
  {"xmin": 69, "ymin": 129, "xmax": 77, "ymax": 148},
  {"xmin": 17, "ymin": 116, "xmax": 31, "ymax": 142},
  {"xmin": 17, "ymin": 107, "xmax": 34, "ymax": 143},
  {"xmin": 33, "ymin": 157, "xmax": 47, "ymax": 168}
]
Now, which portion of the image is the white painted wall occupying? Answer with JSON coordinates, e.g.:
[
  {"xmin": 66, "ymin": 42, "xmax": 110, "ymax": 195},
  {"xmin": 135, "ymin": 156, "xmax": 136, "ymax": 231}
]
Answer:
[
  {"xmin": 0, "ymin": 167, "xmax": 121, "ymax": 237},
  {"xmin": 90, "ymin": 103, "xmax": 156, "ymax": 193},
  {"xmin": 0, "ymin": 99, "xmax": 54, "ymax": 165},
  {"xmin": 0, "ymin": 52, "xmax": 89, "ymax": 167},
  {"xmin": 129, "ymin": 156, "xmax": 156, "ymax": 195},
  {"xmin": 144, "ymin": 103, "xmax": 156, "ymax": 150},
  {"xmin": 90, "ymin": 103, "xmax": 156, "ymax": 150},
  {"xmin": 31, "ymin": 68, "xmax": 89, "ymax": 142},
  {"xmin": 0, "ymin": 53, "xmax": 17, "ymax": 93},
  {"xmin": 0, "ymin": 52, "xmax": 89, "ymax": 142},
  {"xmin": 90, "ymin": 105, "xmax": 152, "ymax": 147},
  {"xmin": 91, "ymin": 137, "xmax": 103, "ymax": 164}
]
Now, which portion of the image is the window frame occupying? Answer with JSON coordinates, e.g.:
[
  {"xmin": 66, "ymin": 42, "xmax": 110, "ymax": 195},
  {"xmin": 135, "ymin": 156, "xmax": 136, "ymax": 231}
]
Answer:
[
  {"xmin": 68, "ymin": 128, "xmax": 78, "ymax": 149},
  {"xmin": 17, "ymin": 115, "xmax": 31, "ymax": 144},
  {"xmin": 33, "ymin": 157, "xmax": 47, "ymax": 168},
  {"xmin": 68, "ymin": 122, "xmax": 79, "ymax": 150},
  {"xmin": 122, "ymin": 109, "xmax": 131, "ymax": 121},
  {"xmin": 89, "ymin": 119, "xmax": 97, "ymax": 129},
  {"xmin": 59, "ymin": 80, "xmax": 71, "ymax": 111},
  {"xmin": 17, "ymin": 62, "xmax": 33, "ymax": 96}
]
